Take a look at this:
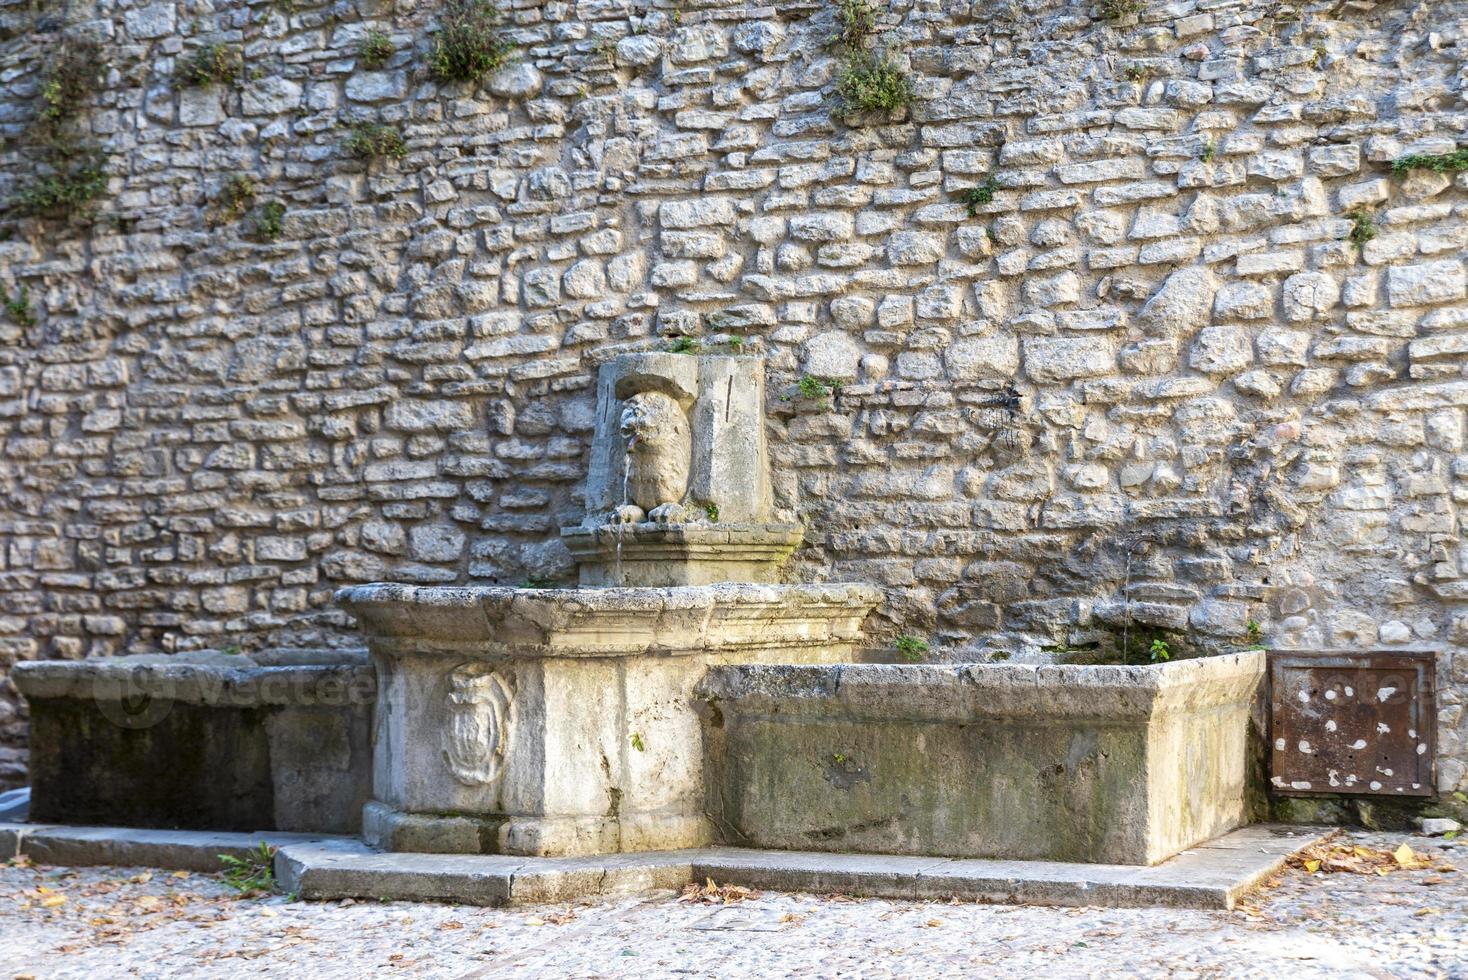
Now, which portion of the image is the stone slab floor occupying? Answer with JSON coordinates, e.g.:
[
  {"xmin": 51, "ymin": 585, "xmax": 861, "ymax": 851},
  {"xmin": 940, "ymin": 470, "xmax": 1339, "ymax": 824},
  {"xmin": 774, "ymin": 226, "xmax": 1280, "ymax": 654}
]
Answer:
[{"xmin": 0, "ymin": 831, "xmax": 1461, "ymax": 980}]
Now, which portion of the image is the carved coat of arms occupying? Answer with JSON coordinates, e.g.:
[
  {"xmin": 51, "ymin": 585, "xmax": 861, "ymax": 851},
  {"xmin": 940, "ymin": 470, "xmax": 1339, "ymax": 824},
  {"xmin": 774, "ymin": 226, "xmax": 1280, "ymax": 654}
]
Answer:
[{"xmin": 441, "ymin": 664, "xmax": 515, "ymax": 786}]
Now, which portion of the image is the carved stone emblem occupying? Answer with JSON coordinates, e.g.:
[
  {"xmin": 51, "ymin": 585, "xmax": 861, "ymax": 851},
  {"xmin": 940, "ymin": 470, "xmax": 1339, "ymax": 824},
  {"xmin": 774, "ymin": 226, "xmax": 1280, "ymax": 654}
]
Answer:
[{"xmin": 441, "ymin": 664, "xmax": 514, "ymax": 786}]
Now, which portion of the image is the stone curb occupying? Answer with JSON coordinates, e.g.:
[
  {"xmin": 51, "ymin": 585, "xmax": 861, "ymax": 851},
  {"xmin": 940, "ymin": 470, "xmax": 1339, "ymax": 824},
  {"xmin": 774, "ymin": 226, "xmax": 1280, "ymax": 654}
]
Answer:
[
  {"xmin": 0, "ymin": 822, "xmax": 338, "ymax": 873},
  {"xmin": 0, "ymin": 822, "xmax": 1332, "ymax": 910}
]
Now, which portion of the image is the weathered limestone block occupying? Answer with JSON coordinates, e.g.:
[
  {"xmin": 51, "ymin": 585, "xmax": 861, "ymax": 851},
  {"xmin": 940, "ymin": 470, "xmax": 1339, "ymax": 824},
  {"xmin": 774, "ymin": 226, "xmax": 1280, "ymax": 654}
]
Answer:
[
  {"xmin": 1387, "ymin": 261, "xmax": 1467, "ymax": 308},
  {"xmin": 1190, "ymin": 326, "xmax": 1254, "ymax": 374},
  {"xmin": 700, "ymin": 653, "xmax": 1266, "ymax": 865},
  {"xmin": 1024, "ymin": 337, "xmax": 1115, "ymax": 382},
  {"xmin": 1138, "ymin": 266, "xmax": 1217, "ymax": 337}
]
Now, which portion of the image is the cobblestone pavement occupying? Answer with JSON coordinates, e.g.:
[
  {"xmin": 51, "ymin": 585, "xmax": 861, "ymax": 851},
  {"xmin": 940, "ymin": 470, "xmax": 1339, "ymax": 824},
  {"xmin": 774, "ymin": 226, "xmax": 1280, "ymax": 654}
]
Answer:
[{"xmin": 0, "ymin": 831, "xmax": 1462, "ymax": 979}]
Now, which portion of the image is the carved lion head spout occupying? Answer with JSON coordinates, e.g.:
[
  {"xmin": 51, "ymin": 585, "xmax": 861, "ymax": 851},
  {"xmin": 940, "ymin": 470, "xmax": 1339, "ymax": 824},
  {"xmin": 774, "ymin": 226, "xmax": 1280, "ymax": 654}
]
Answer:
[{"xmin": 617, "ymin": 390, "xmax": 691, "ymax": 523}]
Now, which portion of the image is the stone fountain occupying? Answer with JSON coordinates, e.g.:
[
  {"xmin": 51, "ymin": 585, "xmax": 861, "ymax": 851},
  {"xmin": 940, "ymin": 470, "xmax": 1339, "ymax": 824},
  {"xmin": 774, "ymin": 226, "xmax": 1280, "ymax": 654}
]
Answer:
[
  {"xmin": 339, "ymin": 353, "xmax": 882, "ymax": 857},
  {"xmin": 8, "ymin": 352, "xmax": 1271, "ymax": 873}
]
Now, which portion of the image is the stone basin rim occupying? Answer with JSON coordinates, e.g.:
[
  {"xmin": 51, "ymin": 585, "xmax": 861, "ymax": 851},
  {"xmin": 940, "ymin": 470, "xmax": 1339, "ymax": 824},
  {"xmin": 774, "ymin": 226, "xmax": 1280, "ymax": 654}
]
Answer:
[
  {"xmin": 699, "ymin": 652, "xmax": 1267, "ymax": 719},
  {"xmin": 336, "ymin": 581, "xmax": 883, "ymax": 608}
]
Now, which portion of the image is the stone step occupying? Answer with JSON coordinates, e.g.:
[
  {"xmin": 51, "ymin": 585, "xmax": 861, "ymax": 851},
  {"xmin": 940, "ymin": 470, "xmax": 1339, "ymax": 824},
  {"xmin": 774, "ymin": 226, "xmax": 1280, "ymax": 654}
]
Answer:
[{"xmin": 0, "ymin": 821, "xmax": 1332, "ymax": 911}]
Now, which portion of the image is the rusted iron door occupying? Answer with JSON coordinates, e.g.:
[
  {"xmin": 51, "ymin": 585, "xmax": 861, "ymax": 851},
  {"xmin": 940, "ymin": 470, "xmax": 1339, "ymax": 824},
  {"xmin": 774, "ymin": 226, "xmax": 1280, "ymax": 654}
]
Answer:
[{"xmin": 1269, "ymin": 651, "xmax": 1436, "ymax": 797}]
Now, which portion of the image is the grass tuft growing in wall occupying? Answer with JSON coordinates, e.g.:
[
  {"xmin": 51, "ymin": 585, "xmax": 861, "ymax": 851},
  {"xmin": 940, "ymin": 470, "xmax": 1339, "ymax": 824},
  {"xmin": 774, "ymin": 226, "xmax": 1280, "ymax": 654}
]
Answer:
[
  {"xmin": 179, "ymin": 43, "xmax": 241, "ymax": 88},
  {"xmin": 7, "ymin": 34, "xmax": 110, "ymax": 220},
  {"xmin": 358, "ymin": 29, "xmax": 394, "ymax": 69},
  {"xmin": 344, "ymin": 122, "xmax": 408, "ymax": 161},
  {"xmin": 12, "ymin": 154, "xmax": 108, "ymax": 218},
  {"xmin": 960, "ymin": 176, "xmax": 1000, "ymax": 216},
  {"xmin": 1347, "ymin": 209, "xmax": 1378, "ymax": 249},
  {"xmin": 253, "ymin": 201, "xmax": 286, "ymax": 241},
  {"xmin": 1391, "ymin": 148, "xmax": 1468, "ymax": 176},
  {"xmin": 835, "ymin": 51, "xmax": 913, "ymax": 116},
  {"xmin": 1, "ymin": 284, "xmax": 37, "ymax": 327},
  {"xmin": 829, "ymin": 0, "xmax": 876, "ymax": 48},
  {"xmin": 427, "ymin": 0, "xmax": 515, "ymax": 83},
  {"xmin": 1099, "ymin": 0, "xmax": 1143, "ymax": 20}
]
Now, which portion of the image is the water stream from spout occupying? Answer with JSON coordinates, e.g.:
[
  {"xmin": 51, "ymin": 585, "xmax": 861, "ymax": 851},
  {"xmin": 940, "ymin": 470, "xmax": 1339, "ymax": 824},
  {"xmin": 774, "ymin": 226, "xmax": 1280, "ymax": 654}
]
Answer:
[{"xmin": 615, "ymin": 443, "xmax": 633, "ymax": 586}]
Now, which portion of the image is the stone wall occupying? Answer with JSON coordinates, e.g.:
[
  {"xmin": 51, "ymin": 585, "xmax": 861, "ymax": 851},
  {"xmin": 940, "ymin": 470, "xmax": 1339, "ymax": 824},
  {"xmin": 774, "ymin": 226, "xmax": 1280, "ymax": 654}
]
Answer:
[{"xmin": 0, "ymin": 0, "xmax": 1464, "ymax": 794}]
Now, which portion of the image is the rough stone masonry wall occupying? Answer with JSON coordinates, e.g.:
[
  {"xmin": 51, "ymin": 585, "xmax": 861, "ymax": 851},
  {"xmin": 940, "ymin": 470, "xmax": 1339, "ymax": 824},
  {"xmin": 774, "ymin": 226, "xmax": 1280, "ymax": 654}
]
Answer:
[{"xmin": 0, "ymin": 0, "xmax": 1465, "ymax": 794}]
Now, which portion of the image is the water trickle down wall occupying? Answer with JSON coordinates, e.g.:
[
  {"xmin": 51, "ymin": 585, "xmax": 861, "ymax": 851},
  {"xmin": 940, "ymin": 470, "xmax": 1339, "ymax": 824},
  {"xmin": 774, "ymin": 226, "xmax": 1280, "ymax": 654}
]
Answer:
[{"xmin": 0, "ymin": 0, "xmax": 1464, "ymax": 796}]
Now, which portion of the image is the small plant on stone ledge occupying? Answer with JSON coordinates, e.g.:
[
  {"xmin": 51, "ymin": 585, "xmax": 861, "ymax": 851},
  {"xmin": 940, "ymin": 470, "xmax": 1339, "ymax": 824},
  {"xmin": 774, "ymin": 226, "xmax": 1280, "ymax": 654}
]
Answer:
[
  {"xmin": 253, "ymin": 200, "xmax": 286, "ymax": 241},
  {"xmin": 667, "ymin": 336, "xmax": 702, "ymax": 354},
  {"xmin": 791, "ymin": 373, "xmax": 840, "ymax": 407},
  {"xmin": 960, "ymin": 176, "xmax": 1000, "ymax": 216},
  {"xmin": 1242, "ymin": 619, "xmax": 1267, "ymax": 652},
  {"xmin": 179, "ymin": 43, "xmax": 242, "ymax": 88},
  {"xmin": 428, "ymin": 0, "xmax": 515, "ymax": 84},
  {"xmin": 828, "ymin": 0, "xmax": 877, "ymax": 49},
  {"xmin": 1391, "ymin": 147, "xmax": 1468, "ymax": 176},
  {"xmin": 219, "ymin": 842, "xmax": 276, "ymax": 894},
  {"xmin": 1099, "ymin": 0, "xmax": 1143, "ymax": 19},
  {"xmin": 344, "ymin": 121, "xmax": 408, "ymax": 161},
  {"xmin": 213, "ymin": 173, "xmax": 257, "ymax": 223},
  {"xmin": 11, "ymin": 154, "xmax": 108, "ymax": 218},
  {"xmin": 34, "ymin": 35, "xmax": 106, "ymax": 137},
  {"xmin": 358, "ymin": 29, "xmax": 394, "ymax": 69},
  {"xmin": 894, "ymin": 634, "xmax": 930, "ymax": 662},
  {"xmin": 0, "ymin": 284, "xmax": 36, "ymax": 327},
  {"xmin": 1123, "ymin": 62, "xmax": 1154, "ymax": 82},
  {"xmin": 1148, "ymin": 637, "xmax": 1171, "ymax": 663},
  {"xmin": 1347, "ymin": 208, "xmax": 1377, "ymax": 249},
  {"xmin": 835, "ymin": 51, "xmax": 913, "ymax": 117},
  {"xmin": 1200, "ymin": 139, "xmax": 1217, "ymax": 163}
]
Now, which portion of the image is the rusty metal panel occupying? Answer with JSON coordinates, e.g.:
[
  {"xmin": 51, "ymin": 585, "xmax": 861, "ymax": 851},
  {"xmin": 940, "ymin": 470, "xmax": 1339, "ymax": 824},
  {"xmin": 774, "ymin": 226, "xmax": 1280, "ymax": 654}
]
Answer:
[{"xmin": 1269, "ymin": 650, "xmax": 1436, "ymax": 798}]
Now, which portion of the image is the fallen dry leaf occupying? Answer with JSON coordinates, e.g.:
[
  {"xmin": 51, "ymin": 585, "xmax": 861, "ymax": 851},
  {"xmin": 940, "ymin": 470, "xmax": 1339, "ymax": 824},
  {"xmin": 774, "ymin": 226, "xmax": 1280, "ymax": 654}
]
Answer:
[
  {"xmin": 678, "ymin": 878, "xmax": 760, "ymax": 905},
  {"xmin": 1289, "ymin": 839, "xmax": 1440, "ymax": 876}
]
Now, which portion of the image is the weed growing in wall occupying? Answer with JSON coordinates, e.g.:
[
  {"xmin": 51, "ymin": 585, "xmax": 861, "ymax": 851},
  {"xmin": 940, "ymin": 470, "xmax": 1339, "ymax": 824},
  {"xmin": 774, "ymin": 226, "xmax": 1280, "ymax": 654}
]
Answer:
[
  {"xmin": 428, "ymin": 0, "xmax": 515, "ymax": 83},
  {"xmin": 1391, "ymin": 148, "xmax": 1468, "ymax": 176},
  {"xmin": 835, "ymin": 52, "xmax": 913, "ymax": 116},
  {"xmin": 1099, "ymin": 0, "xmax": 1142, "ymax": 19},
  {"xmin": 215, "ymin": 174, "xmax": 257, "ymax": 222},
  {"xmin": 0, "ymin": 284, "xmax": 36, "ymax": 327},
  {"xmin": 825, "ymin": 0, "xmax": 914, "ymax": 122},
  {"xmin": 6, "ymin": 34, "xmax": 110, "ymax": 220},
  {"xmin": 1347, "ymin": 209, "xmax": 1378, "ymax": 249},
  {"xmin": 894, "ymin": 634, "xmax": 930, "ymax": 662},
  {"xmin": 12, "ymin": 154, "xmax": 108, "ymax": 218},
  {"xmin": 34, "ymin": 36, "xmax": 105, "ymax": 137},
  {"xmin": 345, "ymin": 122, "xmax": 408, "ymax": 161},
  {"xmin": 358, "ymin": 29, "xmax": 394, "ymax": 69},
  {"xmin": 179, "ymin": 43, "xmax": 241, "ymax": 87},
  {"xmin": 960, "ymin": 177, "xmax": 1000, "ymax": 216},
  {"xmin": 253, "ymin": 201, "xmax": 286, "ymax": 241},
  {"xmin": 829, "ymin": 0, "xmax": 876, "ymax": 48}
]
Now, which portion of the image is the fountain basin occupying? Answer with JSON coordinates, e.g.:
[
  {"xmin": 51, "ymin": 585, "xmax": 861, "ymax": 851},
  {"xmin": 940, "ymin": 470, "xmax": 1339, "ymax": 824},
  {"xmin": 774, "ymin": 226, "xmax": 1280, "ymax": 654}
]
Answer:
[
  {"xmin": 338, "ymin": 582, "xmax": 882, "ymax": 857},
  {"xmin": 14, "ymin": 649, "xmax": 375, "ymax": 834},
  {"xmin": 698, "ymin": 652, "xmax": 1266, "ymax": 866}
]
